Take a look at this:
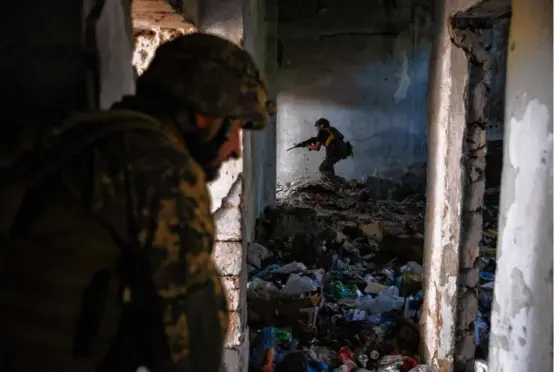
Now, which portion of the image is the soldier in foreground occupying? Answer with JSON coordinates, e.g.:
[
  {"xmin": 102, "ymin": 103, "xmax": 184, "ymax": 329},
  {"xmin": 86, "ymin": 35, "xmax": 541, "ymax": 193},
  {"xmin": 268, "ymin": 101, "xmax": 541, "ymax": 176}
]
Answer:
[
  {"xmin": 0, "ymin": 33, "xmax": 268, "ymax": 372},
  {"xmin": 287, "ymin": 118, "xmax": 353, "ymax": 181}
]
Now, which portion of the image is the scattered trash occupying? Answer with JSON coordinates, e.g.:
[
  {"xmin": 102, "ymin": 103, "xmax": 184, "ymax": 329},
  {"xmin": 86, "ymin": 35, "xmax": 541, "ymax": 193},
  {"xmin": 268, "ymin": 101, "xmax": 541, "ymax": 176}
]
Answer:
[
  {"xmin": 247, "ymin": 179, "xmax": 499, "ymax": 371},
  {"xmin": 474, "ymin": 359, "xmax": 488, "ymax": 372}
]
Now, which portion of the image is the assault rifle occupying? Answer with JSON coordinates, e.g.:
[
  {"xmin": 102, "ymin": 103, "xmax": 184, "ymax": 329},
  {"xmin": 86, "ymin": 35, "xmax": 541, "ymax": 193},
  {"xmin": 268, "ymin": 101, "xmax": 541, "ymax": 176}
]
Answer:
[{"xmin": 286, "ymin": 137, "xmax": 318, "ymax": 151}]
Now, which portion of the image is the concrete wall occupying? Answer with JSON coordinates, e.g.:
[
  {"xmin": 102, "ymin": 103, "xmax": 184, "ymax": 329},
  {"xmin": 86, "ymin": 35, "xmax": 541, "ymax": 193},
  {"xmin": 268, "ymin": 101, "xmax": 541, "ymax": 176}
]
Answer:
[
  {"xmin": 489, "ymin": 0, "xmax": 553, "ymax": 370},
  {"xmin": 199, "ymin": 1, "xmax": 274, "ymax": 370},
  {"xmin": 276, "ymin": 0, "xmax": 434, "ymax": 185},
  {"xmin": 198, "ymin": 3, "xmax": 251, "ymax": 370},
  {"xmin": 0, "ymin": 0, "xmax": 135, "ymax": 117},
  {"xmin": 243, "ymin": 0, "xmax": 269, "ymax": 240}
]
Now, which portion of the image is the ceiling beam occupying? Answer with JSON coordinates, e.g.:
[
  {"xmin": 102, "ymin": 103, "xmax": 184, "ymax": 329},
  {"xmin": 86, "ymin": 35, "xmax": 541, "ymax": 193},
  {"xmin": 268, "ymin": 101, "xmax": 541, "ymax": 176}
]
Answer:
[{"xmin": 132, "ymin": 0, "xmax": 198, "ymax": 29}]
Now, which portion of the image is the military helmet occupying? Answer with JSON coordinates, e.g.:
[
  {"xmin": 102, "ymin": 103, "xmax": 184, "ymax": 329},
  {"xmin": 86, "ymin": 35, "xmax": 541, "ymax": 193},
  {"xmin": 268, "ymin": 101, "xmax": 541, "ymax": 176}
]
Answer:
[
  {"xmin": 138, "ymin": 33, "xmax": 269, "ymax": 130},
  {"xmin": 315, "ymin": 118, "xmax": 330, "ymax": 128}
]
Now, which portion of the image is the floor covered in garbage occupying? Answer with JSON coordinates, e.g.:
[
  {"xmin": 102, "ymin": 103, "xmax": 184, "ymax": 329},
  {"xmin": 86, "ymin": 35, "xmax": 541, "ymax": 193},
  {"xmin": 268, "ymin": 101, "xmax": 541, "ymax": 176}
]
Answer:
[{"xmin": 246, "ymin": 179, "xmax": 499, "ymax": 372}]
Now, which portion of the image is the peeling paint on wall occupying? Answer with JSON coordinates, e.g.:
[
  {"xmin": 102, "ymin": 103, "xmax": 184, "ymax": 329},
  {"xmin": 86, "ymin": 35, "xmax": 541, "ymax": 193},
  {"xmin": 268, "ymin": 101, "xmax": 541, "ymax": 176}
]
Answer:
[{"xmin": 490, "ymin": 98, "xmax": 553, "ymax": 369}]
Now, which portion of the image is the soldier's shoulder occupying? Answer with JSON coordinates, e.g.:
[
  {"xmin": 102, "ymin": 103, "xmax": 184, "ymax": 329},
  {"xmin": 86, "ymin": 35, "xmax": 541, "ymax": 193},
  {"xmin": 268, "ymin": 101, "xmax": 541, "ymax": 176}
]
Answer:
[
  {"xmin": 59, "ymin": 109, "xmax": 202, "ymax": 190},
  {"xmin": 68, "ymin": 109, "xmax": 190, "ymax": 166}
]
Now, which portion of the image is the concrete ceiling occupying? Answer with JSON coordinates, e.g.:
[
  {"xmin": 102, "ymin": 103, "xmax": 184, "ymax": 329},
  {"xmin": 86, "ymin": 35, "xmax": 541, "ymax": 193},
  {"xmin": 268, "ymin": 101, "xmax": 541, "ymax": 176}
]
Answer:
[{"xmin": 132, "ymin": 0, "xmax": 198, "ymax": 29}]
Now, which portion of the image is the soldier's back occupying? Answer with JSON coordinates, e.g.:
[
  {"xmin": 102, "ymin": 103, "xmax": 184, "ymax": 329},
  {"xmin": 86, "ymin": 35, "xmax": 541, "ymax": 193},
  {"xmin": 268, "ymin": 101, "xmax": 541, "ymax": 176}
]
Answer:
[{"xmin": 0, "ymin": 110, "xmax": 213, "ymax": 371}]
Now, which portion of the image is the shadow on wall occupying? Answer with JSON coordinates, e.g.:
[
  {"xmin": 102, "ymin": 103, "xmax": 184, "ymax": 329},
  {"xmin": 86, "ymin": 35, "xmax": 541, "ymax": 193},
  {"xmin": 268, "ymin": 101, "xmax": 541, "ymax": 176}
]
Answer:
[{"xmin": 276, "ymin": 47, "xmax": 430, "ymax": 185}]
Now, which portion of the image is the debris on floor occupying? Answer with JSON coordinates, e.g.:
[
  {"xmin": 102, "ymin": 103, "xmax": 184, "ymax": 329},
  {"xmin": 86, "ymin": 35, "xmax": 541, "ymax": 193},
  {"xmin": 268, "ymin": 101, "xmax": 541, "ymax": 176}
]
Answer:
[{"xmin": 246, "ymin": 178, "xmax": 500, "ymax": 372}]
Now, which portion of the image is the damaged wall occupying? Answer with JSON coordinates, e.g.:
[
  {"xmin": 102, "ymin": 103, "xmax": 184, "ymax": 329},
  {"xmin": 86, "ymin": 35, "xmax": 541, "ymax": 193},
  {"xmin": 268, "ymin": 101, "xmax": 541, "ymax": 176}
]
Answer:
[
  {"xmin": 132, "ymin": 26, "xmax": 196, "ymax": 75},
  {"xmin": 450, "ymin": 10, "xmax": 511, "ymax": 369},
  {"xmin": 489, "ymin": 0, "xmax": 553, "ymax": 371},
  {"xmin": 0, "ymin": 0, "xmax": 135, "ymax": 124},
  {"xmin": 199, "ymin": 1, "xmax": 275, "ymax": 370},
  {"xmin": 485, "ymin": 20, "xmax": 509, "ymax": 189},
  {"xmin": 243, "ymin": 0, "xmax": 271, "ymax": 240},
  {"xmin": 276, "ymin": 0, "xmax": 434, "ymax": 185}
]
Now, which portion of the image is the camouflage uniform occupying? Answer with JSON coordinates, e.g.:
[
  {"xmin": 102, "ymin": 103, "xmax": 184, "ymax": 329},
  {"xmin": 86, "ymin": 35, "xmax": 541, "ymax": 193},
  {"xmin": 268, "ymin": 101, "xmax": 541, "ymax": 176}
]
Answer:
[{"xmin": 0, "ymin": 33, "xmax": 268, "ymax": 372}]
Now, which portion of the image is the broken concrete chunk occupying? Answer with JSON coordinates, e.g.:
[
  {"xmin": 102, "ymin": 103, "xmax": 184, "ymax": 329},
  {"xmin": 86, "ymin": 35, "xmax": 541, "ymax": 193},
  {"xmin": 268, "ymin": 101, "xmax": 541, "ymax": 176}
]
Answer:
[{"xmin": 359, "ymin": 222, "xmax": 385, "ymax": 242}]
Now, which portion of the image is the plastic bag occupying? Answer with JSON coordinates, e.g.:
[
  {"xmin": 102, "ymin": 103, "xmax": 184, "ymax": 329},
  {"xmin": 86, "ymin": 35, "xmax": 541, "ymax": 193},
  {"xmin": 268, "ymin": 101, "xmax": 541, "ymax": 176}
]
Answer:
[
  {"xmin": 357, "ymin": 287, "xmax": 404, "ymax": 314},
  {"xmin": 281, "ymin": 273, "xmax": 320, "ymax": 296},
  {"xmin": 274, "ymin": 261, "xmax": 308, "ymax": 274},
  {"xmin": 247, "ymin": 277, "xmax": 280, "ymax": 299},
  {"xmin": 401, "ymin": 261, "xmax": 423, "ymax": 277}
]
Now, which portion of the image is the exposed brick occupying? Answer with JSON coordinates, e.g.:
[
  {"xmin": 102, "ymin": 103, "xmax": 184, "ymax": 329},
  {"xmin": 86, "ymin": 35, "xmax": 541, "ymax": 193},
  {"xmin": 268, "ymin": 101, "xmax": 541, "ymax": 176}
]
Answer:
[
  {"xmin": 225, "ymin": 311, "xmax": 244, "ymax": 347},
  {"xmin": 132, "ymin": 27, "xmax": 194, "ymax": 75},
  {"xmin": 213, "ymin": 242, "xmax": 243, "ymax": 276},
  {"xmin": 212, "ymin": 175, "xmax": 243, "ymax": 241},
  {"xmin": 214, "ymin": 206, "xmax": 243, "ymax": 241},
  {"xmin": 221, "ymin": 276, "xmax": 240, "ymax": 311},
  {"xmin": 457, "ymin": 290, "xmax": 478, "ymax": 329}
]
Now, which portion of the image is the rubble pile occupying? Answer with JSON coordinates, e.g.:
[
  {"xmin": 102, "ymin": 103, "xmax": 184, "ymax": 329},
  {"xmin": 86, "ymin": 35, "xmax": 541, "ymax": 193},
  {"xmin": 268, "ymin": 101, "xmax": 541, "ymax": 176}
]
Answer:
[{"xmin": 246, "ymin": 179, "xmax": 499, "ymax": 372}]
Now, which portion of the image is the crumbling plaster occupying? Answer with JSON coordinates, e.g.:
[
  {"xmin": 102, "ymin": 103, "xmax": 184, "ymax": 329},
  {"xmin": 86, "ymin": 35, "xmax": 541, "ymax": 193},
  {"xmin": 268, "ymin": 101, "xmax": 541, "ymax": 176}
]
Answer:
[
  {"xmin": 276, "ymin": 0, "xmax": 434, "ymax": 185},
  {"xmin": 449, "ymin": 12, "xmax": 510, "ymax": 368},
  {"xmin": 421, "ymin": 0, "xmax": 471, "ymax": 370},
  {"xmin": 132, "ymin": 26, "xmax": 196, "ymax": 75},
  {"xmin": 421, "ymin": 1, "xmax": 514, "ymax": 371}
]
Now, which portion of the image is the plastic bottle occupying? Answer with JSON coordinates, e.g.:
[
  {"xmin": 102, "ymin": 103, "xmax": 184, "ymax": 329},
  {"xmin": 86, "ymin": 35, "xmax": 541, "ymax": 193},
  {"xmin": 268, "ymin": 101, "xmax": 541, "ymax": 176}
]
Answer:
[
  {"xmin": 337, "ymin": 347, "xmax": 358, "ymax": 372},
  {"xmin": 274, "ymin": 328, "xmax": 293, "ymax": 342}
]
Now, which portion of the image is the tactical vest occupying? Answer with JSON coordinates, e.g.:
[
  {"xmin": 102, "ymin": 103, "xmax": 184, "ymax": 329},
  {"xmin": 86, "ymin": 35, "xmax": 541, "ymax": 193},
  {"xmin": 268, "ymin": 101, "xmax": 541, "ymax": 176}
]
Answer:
[
  {"xmin": 0, "ymin": 110, "xmax": 169, "ymax": 372},
  {"xmin": 323, "ymin": 127, "xmax": 353, "ymax": 158}
]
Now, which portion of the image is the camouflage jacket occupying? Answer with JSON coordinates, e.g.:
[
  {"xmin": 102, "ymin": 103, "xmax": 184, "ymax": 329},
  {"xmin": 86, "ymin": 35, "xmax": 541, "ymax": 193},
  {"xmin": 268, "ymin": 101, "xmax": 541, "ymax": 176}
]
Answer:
[{"xmin": 0, "ymin": 110, "xmax": 227, "ymax": 372}]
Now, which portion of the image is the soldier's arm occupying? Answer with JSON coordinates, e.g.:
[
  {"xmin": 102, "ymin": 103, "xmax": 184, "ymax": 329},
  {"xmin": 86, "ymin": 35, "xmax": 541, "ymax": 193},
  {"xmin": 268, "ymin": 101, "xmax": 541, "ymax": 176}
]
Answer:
[
  {"xmin": 80, "ymin": 129, "xmax": 228, "ymax": 370},
  {"xmin": 138, "ymin": 149, "xmax": 228, "ymax": 371}
]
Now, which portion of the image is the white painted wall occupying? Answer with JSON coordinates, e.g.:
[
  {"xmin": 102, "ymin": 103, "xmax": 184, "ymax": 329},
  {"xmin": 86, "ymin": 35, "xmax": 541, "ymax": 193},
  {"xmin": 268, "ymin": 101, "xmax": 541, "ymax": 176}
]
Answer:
[{"xmin": 489, "ymin": 0, "xmax": 553, "ymax": 370}]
